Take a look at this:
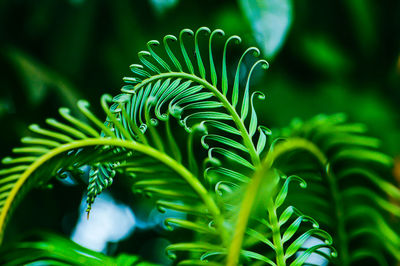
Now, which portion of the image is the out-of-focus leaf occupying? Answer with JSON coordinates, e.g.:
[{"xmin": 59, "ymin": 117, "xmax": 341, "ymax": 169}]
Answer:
[
  {"xmin": 397, "ymin": 55, "xmax": 400, "ymax": 75},
  {"xmin": 109, "ymin": 0, "xmax": 145, "ymax": 60},
  {"xmin": 70, "ymin": 0, "xmax": 86, "ymax": 5},
  {"xmin": 239, "ymin": 0, "xmax": 293, "ymax": 59},
  {"xmin": 48, "ymin": 0, "xmax": 96, "ymax": 78},
  {"xmin": 0, "ymin": 232, "xmax": 157, "ymax": 266},
  {"xmin": 149, "ymin": 0, "xmax": 179, "ymax": 16},
  {"xmin": 263, "ymin": 76, "xmax": 400, "ymax": 155},
  {"xmin": 343, "ymin": 0, "xmax": 377, "ymax": 55},
  {"xmin": 215, "ymin": 7, "xmax": 248, "ymax": 36},
  {"xmin": 300, "ymin": 35, "xmax": 352, "ymax": 76},
  {"xmin": 6, "ymin": 48, "xmax": 82, "ymax": 107},
  {"xmin": 0, "ymin": 98, "xmax": 14, "ymax": 118}
]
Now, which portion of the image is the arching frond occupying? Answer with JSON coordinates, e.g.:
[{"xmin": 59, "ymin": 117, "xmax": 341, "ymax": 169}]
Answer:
[
  {"xmin": 100, "ymin": 27, "xmax": 272, "ymax": 199},
  {"xmin": 0, "ymin": 98, "xmax": 226, "ymax": 249}
]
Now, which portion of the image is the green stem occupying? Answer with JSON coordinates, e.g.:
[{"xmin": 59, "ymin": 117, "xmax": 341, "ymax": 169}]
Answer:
[{"xmin": 126, "ymin": 72, "xmax": 261, "ymax": 167}]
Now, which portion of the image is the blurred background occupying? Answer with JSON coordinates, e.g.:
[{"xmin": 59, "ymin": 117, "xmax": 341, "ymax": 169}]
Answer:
[{"xmin": 0, "ymin": 0, "xmax": 399, "ymax": 264}]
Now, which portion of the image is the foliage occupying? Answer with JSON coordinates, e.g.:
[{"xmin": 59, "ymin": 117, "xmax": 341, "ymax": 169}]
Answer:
[
  {"xmin": 0, "ymin": 25, "xmax": 399, "ymax": 265},
  {"xmin": 0, "ymin": 232, "xmax": 155, "ymax": 266}
]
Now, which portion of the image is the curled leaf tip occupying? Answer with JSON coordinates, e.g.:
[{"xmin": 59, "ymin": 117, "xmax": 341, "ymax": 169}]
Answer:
[
  {"xmin": 28, "ymin": 124, "xmax": 40, "ymax": 130},
  {"xmin": 1, "ymin": 157, "xmax": 12, "ymax": 164},
  {"xmin": 147, "ymin": 40, "xmax": 160, "ymax": 46},
  {"xmin": 101, "ymin": 94, "xmax": 113, "ymax": 102},
  {"xmin": 58, "ymin": 107, "xmax": 72, "ymax": 117}
]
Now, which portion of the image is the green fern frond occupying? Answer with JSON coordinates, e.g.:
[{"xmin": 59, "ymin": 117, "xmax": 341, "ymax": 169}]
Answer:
[
  {"xmin": 241, "ymin": 173, "xmax": 335, "ymax": 265},
  {"xmin": 226, "ymin": 138, "xmax": 335, "ymax": 266},
  {"xmin": 99, "ymin": 28, "xmax": 333, "ymax": 265},
  {"xmin": 279, "ymin": 114, "xmax": 400, "ymax": 265},
  {"xmin": 0, "ymin": 104, "xmax": 120, "ymax": 242},
  {"xmin": 106, "ymin": 27, "xmax": 270, "ymax": 176},
  {"xmin": 85, "ymin": 27, "xmax": 276, "ymax": 260},
  {"xmin": 86, "ymin": 163, "xmax": 116, "ymax": 214},
  {"xmin": 0, "ymin": 97, "xmax": 224, "ymax": 248}
]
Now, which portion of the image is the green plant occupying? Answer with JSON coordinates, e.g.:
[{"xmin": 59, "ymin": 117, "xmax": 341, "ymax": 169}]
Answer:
[{"xmin": 0, "ymin": 27, "xmax": 398, "ymax": 265}]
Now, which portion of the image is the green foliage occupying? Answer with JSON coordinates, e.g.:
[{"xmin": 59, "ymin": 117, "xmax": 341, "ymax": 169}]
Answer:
[
  {"xmin": 6, "ymin": 48, "xmax": 82, "ymax": 108},
  {"xmin": 0, "ymin": 232, "xmax": 155, "ymax": 266},
  {"xmin": 278, "ymin": 114, "xmax": 399, "ymax": 265},
  {"xmin": 0, "ymin": 26, "xmax": 398, "ymax": 266}
]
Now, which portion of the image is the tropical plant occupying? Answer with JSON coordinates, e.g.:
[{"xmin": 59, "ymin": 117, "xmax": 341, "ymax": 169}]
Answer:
[{"xmin": 0, "ymin": 27, "xmax": 398, "ymax": 265}]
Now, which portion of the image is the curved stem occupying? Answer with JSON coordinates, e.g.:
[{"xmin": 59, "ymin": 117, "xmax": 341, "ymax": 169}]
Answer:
[
  {"xmin": 226, "ymin": 138, "xmax": 327, "ymax": 266},
  {"xmin": 0, "ymin": 138, "xmax": 227, "ymax": 245},
  {"xmin": 125, "ymin": 72, "xmax": 261, "ymax": 167}
]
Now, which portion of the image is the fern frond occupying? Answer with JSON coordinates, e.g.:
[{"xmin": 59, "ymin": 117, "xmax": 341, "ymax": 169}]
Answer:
[
  {"xmin": 0, "ymin": 98, "xmax": 225, "ymax": 248},
  {"xmin": 103, "ymin": 27, "xmax": 341, "ymax": 265},
  {"xmin": 86, "ymin": 27, "xmax": 276, "ymax": 261},
  {"xmin": 107, "ymin": 27, "xmax": 270, "ymax": 182},
  {"xmin": 225, "ymin": 139, "xmax": 336, "ymax": 265},
  {"xmin": 280, "ymin": 114, "xmax": 400, "ymax": 265}
]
